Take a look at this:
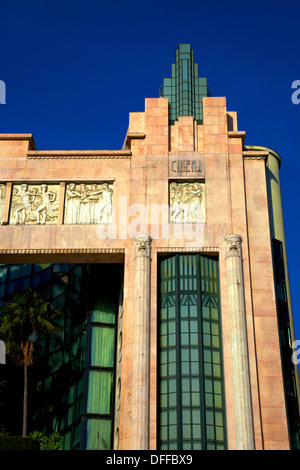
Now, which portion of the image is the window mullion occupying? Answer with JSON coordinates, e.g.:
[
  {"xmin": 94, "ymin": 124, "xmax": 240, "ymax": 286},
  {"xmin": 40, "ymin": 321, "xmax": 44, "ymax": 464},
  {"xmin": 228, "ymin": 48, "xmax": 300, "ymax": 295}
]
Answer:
[{"xmin": 197, "ymin": 254, "xmax": 207, "ymax": 450}]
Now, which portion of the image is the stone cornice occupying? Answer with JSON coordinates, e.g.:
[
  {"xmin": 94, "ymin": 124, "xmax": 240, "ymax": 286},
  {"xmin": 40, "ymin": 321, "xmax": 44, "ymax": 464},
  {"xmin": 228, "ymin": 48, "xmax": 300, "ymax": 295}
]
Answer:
[
  {"xmin": 126, "ymin": 132, "xmax": 145, "ymax": 140},
  {"xmin": 27, "ymin": 150, "xmax": 132, "ymax": 159},
  {"xmin": 242, "ymin": 150, "xmax": 268, "ymax": 161},
  {"xmin": 0, "ymin": 248, "xmax": 125, "ymax": 255},
  {"xmin": 228, "ymin": 131, "xmax": 246, "ymax": 146},
  {"xmin": 0, "ymin": 133, "xmax": 36, "ymax": 149},
  {"xmin": 156, "ymin": 246, "xmax": 218, "ymax": 252},
  {"xmin": 123, "ymin": 132, "xmax": 146, "ymax": 150},
  {"xmin": 244, "ymin": 145, "xmax": 281, "ymax": 167}
]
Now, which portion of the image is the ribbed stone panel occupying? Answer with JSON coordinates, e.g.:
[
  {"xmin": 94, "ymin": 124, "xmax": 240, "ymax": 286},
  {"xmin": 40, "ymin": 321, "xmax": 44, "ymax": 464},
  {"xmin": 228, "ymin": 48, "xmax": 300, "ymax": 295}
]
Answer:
[{"xmin": 225, "ymin": 234, "xmax": 255, "ymax": 450}]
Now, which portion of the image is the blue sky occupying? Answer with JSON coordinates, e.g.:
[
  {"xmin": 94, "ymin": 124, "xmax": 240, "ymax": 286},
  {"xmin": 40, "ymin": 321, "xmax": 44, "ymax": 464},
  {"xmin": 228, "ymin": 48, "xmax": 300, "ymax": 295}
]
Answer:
[{"xmin": 0, "ymin": 0, "xmax": 300, "ymax": 340}]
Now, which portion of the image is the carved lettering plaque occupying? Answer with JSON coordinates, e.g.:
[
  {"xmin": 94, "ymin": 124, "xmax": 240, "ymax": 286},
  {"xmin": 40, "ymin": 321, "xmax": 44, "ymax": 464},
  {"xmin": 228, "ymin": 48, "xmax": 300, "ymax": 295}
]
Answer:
[{"xmin": 169, "ymin": 154, "xmax": 205, "ymax": 178}]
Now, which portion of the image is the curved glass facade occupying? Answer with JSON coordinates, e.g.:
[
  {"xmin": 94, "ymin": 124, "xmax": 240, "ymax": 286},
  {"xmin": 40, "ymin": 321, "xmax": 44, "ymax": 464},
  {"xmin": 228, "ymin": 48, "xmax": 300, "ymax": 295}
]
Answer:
[{"xmin": 0, "ymin": 262, "xmax": 122, "ymax": 450}]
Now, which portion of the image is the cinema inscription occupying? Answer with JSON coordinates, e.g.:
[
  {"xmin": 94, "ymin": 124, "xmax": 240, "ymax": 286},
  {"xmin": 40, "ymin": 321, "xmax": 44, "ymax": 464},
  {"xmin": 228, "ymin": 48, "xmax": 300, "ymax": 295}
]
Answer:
[{"xmin": 169, "ymin": 155, "xmax": 205, "ymax": 178}]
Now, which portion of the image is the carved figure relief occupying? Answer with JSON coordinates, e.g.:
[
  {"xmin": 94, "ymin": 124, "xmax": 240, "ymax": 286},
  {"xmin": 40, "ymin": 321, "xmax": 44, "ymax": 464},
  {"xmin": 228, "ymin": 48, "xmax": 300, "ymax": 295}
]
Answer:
[
  {"xmin": 0, "ymin": 184, "xmax": 6, "ymax": 224},
  {"xmin": 9, "ymin": 183, "xmax": 59, "ymax": 225},
  {"xmin": 170, "ymin": 181, "xmax": 205, "ymax": 223},
  {"xmin": 64, "ymin": 182, "xmax": 113, "ymax": 224}
]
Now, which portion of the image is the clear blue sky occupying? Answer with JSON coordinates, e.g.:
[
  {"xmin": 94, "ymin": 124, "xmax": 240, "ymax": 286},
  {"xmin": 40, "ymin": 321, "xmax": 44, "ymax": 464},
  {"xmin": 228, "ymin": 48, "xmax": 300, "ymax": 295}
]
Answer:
[{"xmin": 0, "ymin": 0, "xmax": 300, "ymax": 341}]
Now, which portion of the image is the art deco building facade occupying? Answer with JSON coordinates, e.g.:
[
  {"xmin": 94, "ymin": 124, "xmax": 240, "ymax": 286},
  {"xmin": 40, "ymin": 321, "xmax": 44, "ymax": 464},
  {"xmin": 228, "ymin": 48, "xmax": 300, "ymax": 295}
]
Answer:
[{"xmin": 0, "ymin": 44, "xmax": 299, "ymax": 450}]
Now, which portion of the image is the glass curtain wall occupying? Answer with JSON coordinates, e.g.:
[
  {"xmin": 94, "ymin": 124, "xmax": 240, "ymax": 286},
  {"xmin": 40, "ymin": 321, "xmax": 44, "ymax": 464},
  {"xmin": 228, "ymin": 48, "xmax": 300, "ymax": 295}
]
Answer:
[
  {"xmin": 161, "ymin": 44, "xmax": 209, "ymax": 124},
  {"xmin": 81, "ymin": 264, "xmax": 119, "ymax": 450},
  {"xmin": 158, "ymin": 254, "xmax": 226, "ymax": 450},
  {"xmin": 0, "ymin": 263, "xmax": 121, "ymax": 450},
  {"xmin": 272, "ymin": 239, "xmax": 300, "ymax": 449}
]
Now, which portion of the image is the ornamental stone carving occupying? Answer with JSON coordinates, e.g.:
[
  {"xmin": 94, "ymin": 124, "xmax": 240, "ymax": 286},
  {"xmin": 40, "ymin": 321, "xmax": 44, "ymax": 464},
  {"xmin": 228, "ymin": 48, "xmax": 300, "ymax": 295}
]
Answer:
[
  {"xmin": 9, "ymin": 183, "xmax": 59, "ymax": 225},
  {"xmin": 225, "ymin": 234, "xmax": 242, "ymax": 258},
  {"xmin": 170, "ymin": 181, "xmax": 205, "ymax": 223},
  {"xmin": 135, "ymin": 235, "xmax": 151, "ymax": 258},
  {"xmin": 0, "ymin": 184, "xmax": 6, "ymax": 224},
  {"xmin": 64, "ymin": 182, "xmax": 113, "ymax": 224}
]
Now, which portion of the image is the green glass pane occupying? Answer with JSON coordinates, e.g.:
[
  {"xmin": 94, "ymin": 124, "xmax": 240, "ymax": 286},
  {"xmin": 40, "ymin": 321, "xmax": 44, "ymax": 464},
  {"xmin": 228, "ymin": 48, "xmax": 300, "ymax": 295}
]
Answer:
[
  {"xmin": 206, "ymin": 425, "xmax": 214, "ymax": 440},
  {"xmin": 215, "ymin": 427, "xmax": 224, "ymax": 441},
  {"xmin": 182, "ymin": 393, "xmax": 190, "ymax": 406},
  {"xmin": 204, "ymin": 363, "xmax": 212, "ymax": 376},
  {"xmin": 169, "ymin": 393, "xmax": 177, "ymax": 407},
  {"xmin": 202, "ymin": 306, "xmax": 210, "ymax": 319},
  {"xmin": 214, "ymin": 395, "xmax": 222, "ymax": 408},
  {"xmin": 205, "ymin": 379, "xmax": 213, "ymax": 393},
  {"xmin": 190, "ymin": 305, "xmax": 197, "ymax": 317},
  {"xmin": 161, "ymin": 351, "xmax": 167, "ymax": 364},
  {"xmin": 193, "ymin": 443, "xmax": 202, "ymax": 450},
  {"xmin": 213, "ymin": 351, "xmax": 220, "ymax": 364},
  {"xmin": 181, "ymin": 349, "xmax": 189, "ymax": 361},
  {"xmin": 213, "ymin": 364, "xmax": 221, "ymax": 378},
  {"xmin": 169, "ymin": 363, "xmax": 176, "ymax": 376},
  {"xmin": 169, "ymin": 349, "xmax": 176, "ymax": 362},
  {"xmin": 169, "ymin": 442, "xmax": 178, "ymax": 450},
  {"xmin": 193, "ymin": 425, "xmax": 201, "ymax": 439},
  {"xmin": 211, "ymin": 308, "xmax": 218, "ymax": 320},
  {"xmin": 190, "ymin": 349, "xmax": 198, "ymax": 361},
  {"xmin": 169, "ymin": 305, "xmax": 175, "ymax": 319},
  {"xmin": 183, "ymin": 425, "xmax": 191, "ymax": 439},
  {"xmin": 169, "ymin": 410, "xmax": 177, "ymax": 425},
  {"xmin": 183, "ymin": 410, "xmax": 191, "ymax": 424},
  {"xmin": 160, "ymin": 426, "xmax": 168, "ymax": 441},
  {"xmin": 169, "ymin": 334, "xmax": 176, "ymax": 347},
  {"xmin": 192, "ymin": 392, "xmax": 200, "ymax": 406},
  {"xmin": 160, "ymin": 395, "xmax": 168, "ymax": 408},
  {"xmin": 215, "ymin": 411, "xmax": 223, "ymax": 426},
  {"xmin": 91, "ymin": 326, "xmax": 115, "ymax": 368},
  {"xmin": 192, "ymin": 410, "xmax": 201, "ymax": 424},
  {"xmin": 169, "ymin": 425, "xmax": 177, "ymax": 440},
  {"xmin": 183, "ymin": 442, "xmax": 192, "ymax": 450},
  {"xmin": 214, "ymin": 381, "xmax": 222, "ymax": 394},
  {"xmin": 205, "ymin": 393, "xmax": 213, "ymax": 407},
  {"xmin": 87, "ymin": 370, "xmax": 113, "ymax": 415},
  {"xmin": 203, "ymin": 321, "xmax": 210, "ymax": 334},
  {"xmin": 91, "ymin": 297, "xmax": 115, "ymax": 324},
  {"xmin": 86, "ymin": 418, "xmax": 111, "ymax": 450},
  {"xmin": 169, "ymin": 379, "xmax": 177, "ymax": 393},
  {"xmin": 206, "ymin": 410, "xmax": 214, "ymax": 425},
  {"xmin": 169, "ymin": 321, "xmax": 176, "ymax": 334},
  {"xmin": 191, "ymin": 363, "xmax": 199, "ymax": 375}
]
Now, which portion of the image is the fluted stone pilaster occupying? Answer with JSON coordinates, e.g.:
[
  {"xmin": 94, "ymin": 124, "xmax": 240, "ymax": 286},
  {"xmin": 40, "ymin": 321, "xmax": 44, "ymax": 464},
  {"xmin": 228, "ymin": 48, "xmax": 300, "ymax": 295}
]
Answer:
[
  {"xmin": 131, "ymin": 236, "xmax": 151, "ymax": 450},
  {"xmin": 225, "ymin": 234, "xmax": 255, "ymax": 450}
]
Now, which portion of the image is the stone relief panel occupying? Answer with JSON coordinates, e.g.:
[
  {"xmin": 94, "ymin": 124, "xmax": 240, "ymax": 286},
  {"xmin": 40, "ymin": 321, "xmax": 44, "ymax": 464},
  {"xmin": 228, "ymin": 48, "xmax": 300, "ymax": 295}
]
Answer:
[
  {"xmin": 9, "ymin": 183, "xmax": 59, "ymax": 225},
  {"xmin": 170, "ymin": 181, "xmax": 205, "ymax": 223},
  {"xmin": 0, "ymin": 184, "xmax": 6, "ymax": 224},
  {"xmin": 64, "ymin": 182, "xmax": 113, "ymax": 224}
]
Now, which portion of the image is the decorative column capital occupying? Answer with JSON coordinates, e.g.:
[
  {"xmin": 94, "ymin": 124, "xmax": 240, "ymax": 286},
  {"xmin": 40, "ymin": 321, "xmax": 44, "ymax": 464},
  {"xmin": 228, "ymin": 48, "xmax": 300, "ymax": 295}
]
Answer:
[
  {"xmin": 135, "ymin": 235, "xmax": 151, "ymax": 259},
  {"xmin": 225, "ymin": 234, "xmax": 242, "ymax": 259}
]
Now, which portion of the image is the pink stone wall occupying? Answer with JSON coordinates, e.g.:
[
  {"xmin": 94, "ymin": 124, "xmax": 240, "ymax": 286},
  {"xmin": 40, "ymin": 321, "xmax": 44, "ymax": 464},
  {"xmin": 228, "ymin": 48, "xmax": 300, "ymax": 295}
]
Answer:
[{"xmin": 0, "ymin": 94, "xmax": 291, "ymax": 450}]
